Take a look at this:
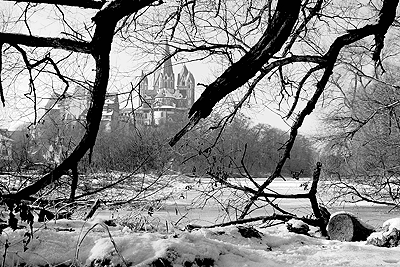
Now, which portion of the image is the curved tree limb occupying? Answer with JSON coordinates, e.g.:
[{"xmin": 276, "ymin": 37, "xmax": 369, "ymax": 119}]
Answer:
[
  {"xmin": 239, "ymin": 0, "xmax": 400, "ymax": 218},
  {"xmin": 0, "ymin": 43, "xmax": 4, "ymax": 107},
  {"xmin": 169, "ymin": 0, "xmax": 302, "ymax": 146},
  {"xmin": 2, "ymin": 0, "xmax": 157, "ymax": 201},
  {"xmin": 187, "ymin": 0, "xmax": 301, "ymax": 120},
  {"xmin": 0, "ymin": 33, "xmax": 92, "ymax": 53},
  {"xmin": 3, "ymin": 0, "xmax": 105, "ymax": 9},
  {"xmin": 171, "ymin": 0, "xmax": 399, "ymax": 150}
]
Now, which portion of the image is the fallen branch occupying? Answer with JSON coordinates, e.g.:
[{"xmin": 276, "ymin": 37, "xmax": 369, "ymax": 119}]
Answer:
[
  {"xmin": 186, "ymin": 213, "xmax": 321, "ymax": 231},
  {"xmin": 206, "ymin": 162, "xmax": 329, "ymax": 235}
]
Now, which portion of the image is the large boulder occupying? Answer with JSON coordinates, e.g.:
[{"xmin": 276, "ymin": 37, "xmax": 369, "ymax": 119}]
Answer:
[
  {"xmin": 327, "ymin": 212, "xmax": 375, "ymax": 241},
  {"xmin": 367, "ymin": 218, "xmax": 400, "ymax": 247}
]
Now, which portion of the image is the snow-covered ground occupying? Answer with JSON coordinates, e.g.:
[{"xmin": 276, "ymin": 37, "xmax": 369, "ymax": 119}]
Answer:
[
  {"xmin": 2, "ymin": 174, "xmax": 400, "ymax": 266},
  {"xmin": 2, "ymin": 218, "xmax": 400, "ymax": 266}
]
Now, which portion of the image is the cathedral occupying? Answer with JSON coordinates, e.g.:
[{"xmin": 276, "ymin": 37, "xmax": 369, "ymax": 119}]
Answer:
[
  {"xmin": 134, "ymin": 44, "xmax": 195, "ymax": 126},
  {"xmin": 40, "ymin": 43, "xmax": 195, "ymax": 132}
]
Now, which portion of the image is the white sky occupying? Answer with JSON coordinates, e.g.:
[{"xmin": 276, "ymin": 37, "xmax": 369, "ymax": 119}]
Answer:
[
  {"xmin": 1, "ymin": 60, "xmax": 321, "ymax": 135},
  {"xmin": 0, "ymin": 2, "xmax": 321, "ymax": 136}
]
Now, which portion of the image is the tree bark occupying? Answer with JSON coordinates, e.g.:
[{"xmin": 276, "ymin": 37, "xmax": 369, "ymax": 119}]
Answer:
[
  {"xmin": 3, "ymin": 0, "xmax": 105, "ymax": 9},
  {"xmin": 169, "ymin": 0, "xmax": 302, "ymax": 146},
  {"xmin": 327, "ymin": 212, "xmax": 375, "ymax": 241}
]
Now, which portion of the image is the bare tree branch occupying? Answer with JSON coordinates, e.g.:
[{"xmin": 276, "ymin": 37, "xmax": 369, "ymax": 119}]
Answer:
[
  {"xmin": 2, "ymin": 0, "xmax": 106, "ymax": 9},
  {"xmin": 169, "ymin": 0, "xmax": 303, "ymax": 146},
  {"xmin": 0, "ymin": 33, "xmax": 92, "ymax": 53},
  {"xmin": 0, "ymin": 43, "xmax": 4, "ymax": 107},
  {"xmin": 188, "ymin": 0, "xmax": 301, "ymax": 120},
  {"xmin": 2, "ymin": 0, "xmax": 157, "ymax": 200},
  {"xmin": 239, "ymin": 0, "xmax": 400, "ymax": 218}
]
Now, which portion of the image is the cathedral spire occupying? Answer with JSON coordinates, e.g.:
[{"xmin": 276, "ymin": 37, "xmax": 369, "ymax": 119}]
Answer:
[{"xmin": 163, "ymin": 40, "xmax": 174, "ymax": 77}]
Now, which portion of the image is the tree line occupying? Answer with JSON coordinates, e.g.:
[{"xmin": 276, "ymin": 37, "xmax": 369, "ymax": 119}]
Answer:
[{"xmin": 7, "ymin": 112, "xmax": 315, "ymax": 179}]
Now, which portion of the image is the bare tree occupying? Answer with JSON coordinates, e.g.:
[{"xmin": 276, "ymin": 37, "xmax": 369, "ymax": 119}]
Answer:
[
  {"xmin": 169, "ymin": 0, "xmax": 400, "ymax": 219},
  {"xmin": 0, "ymin": 0, "xmax": 399, "ymax": 233},
  {"xmin": 1, "ymin": 0, "xmax": 158, "ymax": 201}
]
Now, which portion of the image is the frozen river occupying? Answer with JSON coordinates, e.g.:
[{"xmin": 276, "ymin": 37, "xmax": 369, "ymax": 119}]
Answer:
[{"xmin": 96, "ymin": 177, "xmax": 399, "ymax": 229}]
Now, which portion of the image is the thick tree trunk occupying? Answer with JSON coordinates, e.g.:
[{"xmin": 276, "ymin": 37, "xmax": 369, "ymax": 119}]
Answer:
[{"xmin": 327, "ymin": 212, "xmax": 375, "ymax": 241}]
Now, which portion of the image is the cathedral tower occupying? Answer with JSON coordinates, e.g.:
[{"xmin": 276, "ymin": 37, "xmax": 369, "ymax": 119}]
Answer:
[
  {"xmin": 132, "ymin": 41, "xmax": 196, "ymax": 126},
  {"xmin": 177, "ymin": 65, "xmax": 195, "ymax": 108},
  {"xmin": 154, "ymin": 43, "xmax": 175, "ymax": 94}
]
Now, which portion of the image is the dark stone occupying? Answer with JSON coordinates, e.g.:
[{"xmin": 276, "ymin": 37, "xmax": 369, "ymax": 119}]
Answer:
[
  {"xmin": 237, "ymin": 225, "xmax": 263, "ymax": 239},
  {"xmin": 286, "ymin": 219, "xmax": 310, "ymax": 235},
  {"xmin": 367, "ymin": 227, "xmax": 400, "ymax": 247}
]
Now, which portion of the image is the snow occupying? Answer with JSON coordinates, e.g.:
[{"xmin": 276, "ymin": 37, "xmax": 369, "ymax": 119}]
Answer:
[
  {"xmin": 383, "ymin": 217, "xmax": 400, "ymax": 232},
  {"xmin": 2, "ymin": 219, "xmax": 400, "ymax": 266},
  {"xmin": 286, "ymin": 219, "xmax": 308, "ymax": 229},
  {"xmin": 367, "ymin": 217, "xmax": 400, "ymax": 243},
  {"xmin": 2, "ymin": 176, "xmax": 400, "ymax": 266}
]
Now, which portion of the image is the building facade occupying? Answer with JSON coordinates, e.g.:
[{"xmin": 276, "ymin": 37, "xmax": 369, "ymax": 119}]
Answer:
[
  {"xmin": 40, "ymin": 43, "xmax": 195, "ymax": 131},
  {"xmin": 43, "ymin": 86, "xmax": 119, "ymax": 132},
  {"xmin": 101, "ymin": 94, "xmax": 120, "ymax": 132}
]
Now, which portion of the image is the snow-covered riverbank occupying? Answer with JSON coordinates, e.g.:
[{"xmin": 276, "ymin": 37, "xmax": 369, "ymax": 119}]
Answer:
[
  {"xmin": 3, "ymin": 218, "xmax": 400, "ymax": 266},
  {"xmin": 2, "ymin": 174, "xmax": 400, "ymax": 266}
]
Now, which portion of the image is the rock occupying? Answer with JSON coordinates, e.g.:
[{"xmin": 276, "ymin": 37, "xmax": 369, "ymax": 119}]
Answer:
[
  {"xmin": 367, "ymin": 228, "xmax": 400, "ymax": 247},
  {"xmin": 286, "ymin": 219, "xmax": 310, "ymax": 235},
  {"xmin": 367, "ymin": 217, "xmax": 400, "ymax": 247},
  {"xmin": 327, "ymin": 212, "xmax": 375, "ymax": 241},
  {"xmin": 237, "ymin": 225, "xmax": 263, "ymax": 239}
]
